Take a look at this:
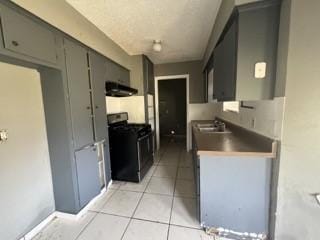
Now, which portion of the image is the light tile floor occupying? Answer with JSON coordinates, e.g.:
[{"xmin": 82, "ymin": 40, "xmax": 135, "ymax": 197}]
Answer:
[{"xmin": 32, "ymin": 138, "xmax": 230, "ymax": 240}]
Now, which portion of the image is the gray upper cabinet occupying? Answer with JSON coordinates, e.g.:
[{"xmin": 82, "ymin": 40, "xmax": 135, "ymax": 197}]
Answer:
[
  {"xmin": 0, "ymin": 5, "xmax": 57, "ymax": 64},
  {"xmin": 120, "ymin": 67, "xmax": 130, "ymax": 86},
  {"xmin": 213, "ymin": 19, "xmax": 237, "ymax": 101},
  {"xmin": 143, "ymin": 55, "xmax": 155, "ymax": 94},
  {"xmin": 106, "ymin": 59, "xmax": 130, "ymax": 86},
  {"xmin": 106, "ymin": 59, "xmax": 120, "ymax": 83},
  {"xmin": 211, "ymin": 1, "xmax": 280, "ymax": 101},
  {"xmin": 64, "ymin": 39, "xmax": 94, "ymax": 150},
  {"xmin": 236, "ymin": 2, "xmax": 280, "ymax": 100},
  {"xmin": 75, "ymin": 145, "xmax": 100, "ymax": 209},
  {"xmin": 89, "ymin": 51, "xmax": 108, "ymax": 142}
]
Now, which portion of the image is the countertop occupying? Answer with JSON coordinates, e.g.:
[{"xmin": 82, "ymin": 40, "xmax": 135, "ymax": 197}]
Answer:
[{"xmin": 192, "ymin": 120, "xmax": 277, "ymax": 158}]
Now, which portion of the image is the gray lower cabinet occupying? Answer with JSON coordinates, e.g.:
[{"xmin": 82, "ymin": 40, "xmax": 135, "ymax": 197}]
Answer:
[
  {"xmin": 192, "ymin": 133, "xmax": 271, "ymax": 234},
  {"xmin": 64, "ymin": 39, "xmax": 94, "ymax": 149},
  {"xmin": 0, "ymin": 4, "xmax": 57, "ymax": 64},
  {"xmin": 75, "ymin": 146, "xmax": 101, "ymax": 208},
  {"xmin": 199, "ymin": 155, "xmax": 271, "ymax": 234},
  {"xmin": 89, "ymin": 51, "xmax": 108, "ymax": 142}
]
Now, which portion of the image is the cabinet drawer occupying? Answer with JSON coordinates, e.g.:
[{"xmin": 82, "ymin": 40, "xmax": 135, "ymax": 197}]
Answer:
[{"xmin": 0, "ymin": 6, "xmax": 57, "ymax": 64}]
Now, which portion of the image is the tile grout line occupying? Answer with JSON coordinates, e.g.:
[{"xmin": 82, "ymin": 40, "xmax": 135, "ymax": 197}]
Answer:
[
  {"xmin": 119, "ymin": 149, "xmax": 163, "ymax": 240},
  {"xmin": 74, "ymin": 187, "xmax": 119, "ymax": 240},
  {"xmin": 167, "ymin": 144, "xmax": 183, "ymax": 240},
  {"xmin": 79, "ymin": 141, "xmax": 185, "ymax": 240}
]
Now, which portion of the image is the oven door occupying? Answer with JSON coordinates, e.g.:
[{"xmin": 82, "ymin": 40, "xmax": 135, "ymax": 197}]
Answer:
[{"xmin": 137, "ymin": 132, "xmax": 154, "ymax": 171}]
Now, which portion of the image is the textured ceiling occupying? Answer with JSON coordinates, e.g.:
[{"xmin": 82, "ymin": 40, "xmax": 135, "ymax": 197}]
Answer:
[{"xmin": 66, "ymin": 0, "xmax": 221, "ymax": 64}]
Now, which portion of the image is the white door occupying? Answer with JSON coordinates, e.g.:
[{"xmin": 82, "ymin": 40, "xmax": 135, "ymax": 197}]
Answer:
[{"xmin": 0, "ymin": 62, "xmax": 54, "ymax": 239}]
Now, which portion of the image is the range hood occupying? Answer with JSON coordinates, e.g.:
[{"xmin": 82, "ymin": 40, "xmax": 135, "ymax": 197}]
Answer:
[{"xmin": 105, "ymin": 81, "xmax": 138, "ymax": 97}]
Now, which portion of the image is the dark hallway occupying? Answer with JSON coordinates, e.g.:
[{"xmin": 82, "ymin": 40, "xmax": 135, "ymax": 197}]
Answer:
[{"xmin": 158, "ymin": 78, "xmax": 187, "ymax": 142}]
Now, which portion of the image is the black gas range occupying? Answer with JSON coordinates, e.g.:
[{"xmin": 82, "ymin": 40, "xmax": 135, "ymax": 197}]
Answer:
[{"xmin": 107, "ymin": 112, "xmax": 154, "ymax": 182}]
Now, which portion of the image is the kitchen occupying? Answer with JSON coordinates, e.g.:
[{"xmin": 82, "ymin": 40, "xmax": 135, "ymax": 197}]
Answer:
[{"xmin": 0, "ymin": 0, "xmax": 319, "ymax": 240}]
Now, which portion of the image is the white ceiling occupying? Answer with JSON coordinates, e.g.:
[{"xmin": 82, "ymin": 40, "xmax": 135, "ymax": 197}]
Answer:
[{"xmin": 66, "ymin": 0, "xmax": 221, "ymax": 64}]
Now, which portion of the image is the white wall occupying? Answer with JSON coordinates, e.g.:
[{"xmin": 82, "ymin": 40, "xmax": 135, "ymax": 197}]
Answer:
[
  {"xmin": 188, "ymin": 102, "xmax": 220, "ymax": 149},
  {"xmin": 274, "ymin": 0, "xmax": 320, "ymax": 239},
  {"xmin": 0, "ymin": 63, "xmax": 54, "ymax": 239},
  {"xmin": 120, "ymin": 96, "xmax": 145, "ymax": 123},
  {"xmin": 216, "ymin": 97, "xmax": 285, "ymax": 139},
  {"xmin": 106, "ymin": 96, "xmax": 145, "ymax": 123}
]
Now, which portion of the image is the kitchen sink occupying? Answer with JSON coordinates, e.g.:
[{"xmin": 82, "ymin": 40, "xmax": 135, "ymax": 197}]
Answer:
[{"xmin": 196, "ymin": 123, "xmax": 231, "ymax": 133}]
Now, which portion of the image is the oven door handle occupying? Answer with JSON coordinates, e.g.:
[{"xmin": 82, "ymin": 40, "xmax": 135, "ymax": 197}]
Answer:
[{"xmin": 137, "ymin": 132, "xmax": 153, "ymax": 142}]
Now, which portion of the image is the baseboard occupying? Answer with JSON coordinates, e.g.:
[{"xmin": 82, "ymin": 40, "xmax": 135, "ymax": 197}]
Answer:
[
  {"xmin": 21, "ymin": 186, "xmax": 110, "ymax": 239},
  {"xmin": 56, "ymin": 186, "xmax": 107, "ymax": 221},
  {"xmin": 23, "ymin": 212, "xmax": 56, "ymax": 240}
]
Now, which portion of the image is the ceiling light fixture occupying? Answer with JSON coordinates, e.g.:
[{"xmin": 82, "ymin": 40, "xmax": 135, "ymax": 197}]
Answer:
[{"xmin": 153, "ymin": 40, "xmax": 162, "ymax": 52}]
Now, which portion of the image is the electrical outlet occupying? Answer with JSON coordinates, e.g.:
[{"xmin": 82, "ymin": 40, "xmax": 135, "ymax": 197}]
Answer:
[{"xmin": 251, "ymin": 118, "xmax": 256, "ymax": 128}]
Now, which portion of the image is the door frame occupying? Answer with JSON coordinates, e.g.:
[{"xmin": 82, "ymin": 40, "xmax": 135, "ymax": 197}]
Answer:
[{"xmin": 154, "ymin": 74, "xmax": 190, "ymax": 151}]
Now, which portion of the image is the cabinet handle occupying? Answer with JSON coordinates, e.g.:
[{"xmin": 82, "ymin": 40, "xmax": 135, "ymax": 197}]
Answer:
[
  {"xmin": 95, "ymin": 105, "xmax": 99, "ymax": 109},
  {"xmin": 86, "ymin": 106, "xmax": 91, "ymax": 110},
  {"xmin": 11, "ymin": 40, "xmax": 19, "ymax": 47}
]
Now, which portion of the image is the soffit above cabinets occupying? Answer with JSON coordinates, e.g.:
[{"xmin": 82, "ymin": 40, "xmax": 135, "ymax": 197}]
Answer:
[{"xmin": 66, "ymin": 0, "xmax": 221, "ymax": 64}]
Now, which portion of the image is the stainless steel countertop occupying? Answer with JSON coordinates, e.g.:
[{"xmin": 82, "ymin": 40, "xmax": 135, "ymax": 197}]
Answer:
[{"xmin": 192, "ymin": 120, "xmax": 276, "ymax": 158}]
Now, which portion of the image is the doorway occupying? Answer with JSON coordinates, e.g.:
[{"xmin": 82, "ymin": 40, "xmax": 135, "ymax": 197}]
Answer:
[
  {"xmin": 155, "ymin": 75, "xmax": 189, "ymax": 150},
  {"xmin": 159, "ymin": 78, "xmax": 186, "ymax": 138},
  {"xmin": 0, "ymin": 62, "xmax": 54, "ymax": 239}
]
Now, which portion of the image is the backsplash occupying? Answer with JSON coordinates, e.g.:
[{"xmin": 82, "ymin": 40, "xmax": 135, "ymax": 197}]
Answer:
[
  {"xmin": 215, "ymin": 97, "xmax": 285, "ymax": 139},
  {"xmin": 106, "ymin": 96, "xmax": 145, "ymax": 123}
]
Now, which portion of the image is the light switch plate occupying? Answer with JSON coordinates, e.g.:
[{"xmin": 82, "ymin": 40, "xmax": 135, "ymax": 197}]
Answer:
[
  {"xmin": 255, "ymin": 62, "xmax": 267, "ymax": 78},
  {"xmin": 316, "ymin": 194, "xmax": 320, "ymax": 205},
  {"xmin": 0, "ymin": 129, "xmax": 8, "ymax": 143}
]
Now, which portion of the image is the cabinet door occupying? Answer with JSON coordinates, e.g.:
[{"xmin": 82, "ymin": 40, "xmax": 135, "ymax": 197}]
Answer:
[
  {"xmin": 213, "ymin": 20, "xmax": 237, "ymax": 101},
  {"xmin": 213, "ymin": 42, "xmax": 225, "ymax": 100},
  {"xmin": 64, "ymin": 39, "xmax": 94, "ymax": 149},
  {"xmin": 89, "ymin": 52, "xmax": 108, "ymax": 142},
  {"xmin": 103, "ymin": 140, "xmax": 112, "ymax": 185},
  {"xmin": 221, "ymin": 20, "xmax": 237, "ymax": 101},
  {"xmin": 147, "ymin": 59, "xmax": 155, "ymax": 94},
  {"xmin": 120, "ymin": 68, "xmax": 130, "ymax": 86},
  {"xmin": 75, "ymin": 146, "xmax": 100, "ymax": 208},
  {"xmin": 106, "ymin": 59, "xmax": 120, "ymax": 83},
  {"xmin": 0, "ymin": 6, "xmax": 57, "ymax": 64}
]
